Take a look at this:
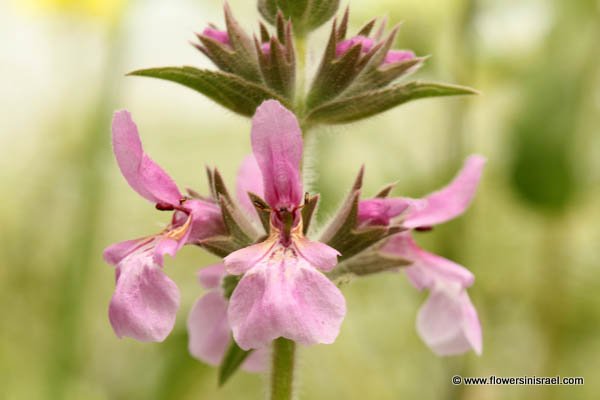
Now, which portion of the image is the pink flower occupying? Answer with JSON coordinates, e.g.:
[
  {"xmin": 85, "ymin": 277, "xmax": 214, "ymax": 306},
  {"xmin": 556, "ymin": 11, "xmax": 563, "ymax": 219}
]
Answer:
[
  {"xmin": 223, "ymin": 100, "xmax": 346, "ymax": 350},
  {"xmin": 187, "ymin": 264, "xmax": 268, "ymax": 371},
  {"xmin": 335, "ymin": 35, "xmax": 415, "ymax": 65},
  {"xmin": 359, "ymin": 155, "xmax": 486, "ymax": 355},
  {"xmin": 202, "ymin": 27, "xmax": 230, "ymax": 45},
  {"xmin": 103, "ymin": 111, "xmax": 225, "ymax": 342}
]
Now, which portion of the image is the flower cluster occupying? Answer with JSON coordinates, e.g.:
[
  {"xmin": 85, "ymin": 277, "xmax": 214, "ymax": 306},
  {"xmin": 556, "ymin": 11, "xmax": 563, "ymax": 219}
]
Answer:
[
  {"xmin": 130, "ymin": 5, "xmax": 475, "ymax": 125},
  {"xmin": 104, "ymin": 0, "xmax": 484, "ymax": 387},
  {"xmin": 105, "ymin": 100, "xmax": 484, "ymax": 362}
]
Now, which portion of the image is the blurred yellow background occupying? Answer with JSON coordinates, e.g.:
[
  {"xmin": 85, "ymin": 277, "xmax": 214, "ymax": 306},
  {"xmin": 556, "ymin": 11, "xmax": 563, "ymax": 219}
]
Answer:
[{"xmin": 1, "ymin": 0, "xmax": 599, "ymax": 399}]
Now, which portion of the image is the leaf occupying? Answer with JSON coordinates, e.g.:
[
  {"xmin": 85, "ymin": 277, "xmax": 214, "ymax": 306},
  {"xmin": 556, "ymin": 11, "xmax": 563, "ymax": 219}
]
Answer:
[
  {"xmin": 128, "ymin": 67, "xmax": 288, "ymax": 117},
  {"xmin": 305, "ymin": 81, "xmax": 478, "ymax": 125},
  {"xmin": 218, "ymin": 340, "xmax": 253, "ymax": 386}
]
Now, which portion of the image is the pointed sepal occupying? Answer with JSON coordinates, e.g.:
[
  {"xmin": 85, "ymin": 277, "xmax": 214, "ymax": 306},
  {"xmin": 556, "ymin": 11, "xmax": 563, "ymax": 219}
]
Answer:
[
  {"xmin": 254, "ymin": 14, "xmax": 296, "ymax": 100},
  {"xmin": 199, "ymin": 168, "xmax": 261, "ymax": 257},
  {"xmin": 327, "ymin": 243, "xmax": 411, "ymax": 281},
  {"xmin": 319, "ymin": 167, "xmax": 402, "ymax": 260}
]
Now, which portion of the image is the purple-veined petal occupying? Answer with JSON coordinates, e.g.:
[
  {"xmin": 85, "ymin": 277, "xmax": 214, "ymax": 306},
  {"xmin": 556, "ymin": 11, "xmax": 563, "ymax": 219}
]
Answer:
[
  {"xmin": 187, "ymin": 291, "xmax": 231, "ymax": 366},
  {"xmin": 112, "ymin": 110, "xmax": 182, "ymax": 206},
  {"xmin": 228, "ymin": 244, "xmax": 346, "ymax": 350},
  {"xmin": 224, "ymin": 239, "xmax": 276, "ymax": 275},
  {"xmin": 357, "ymin": 198, "xmax": 412, "ymax": 226},
  {"xmin": 382, "ymin": 233, "xmax": 474, "ymax": 290},
  {"xmin": 202, "ymin": 27, "xmax": 230, "ymax": 45},
  {"xmin": 108, "ymin": 253, "xmax": 180, "ymax": 342},
  {"xmin": 294, "ymin": 237, "xmax": 340, "ymax": 272},
  {"xmin": 416, "ymin": 284, "xmax": 482, "ymax": 356},
  {"xmin": 236, "ymin": 155, "xmax": 265, "ymax": 216},
  {"xmin": 197, "ymin": 263, "xmax": 226, "ymax": 289},
  {"xmin": 403, "ymin": 155, "xmax": 486, "ymax": 228},
  {"xmin": 383, "ymin": 50, "xmax": 415, "ymax": 64},
  {"xmin": 251, "ymin": 100, "xmax": 303, "ymax": 211},
  {"xmin": 335, "ymin": 35, "xmax": 374, "ymax": 57}
]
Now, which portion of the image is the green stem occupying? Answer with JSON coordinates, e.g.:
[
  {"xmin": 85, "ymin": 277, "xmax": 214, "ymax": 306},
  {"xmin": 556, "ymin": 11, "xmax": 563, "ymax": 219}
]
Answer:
[{"xmin": 270, "ymin": 338, "xmax": 296, "ymax": 400}]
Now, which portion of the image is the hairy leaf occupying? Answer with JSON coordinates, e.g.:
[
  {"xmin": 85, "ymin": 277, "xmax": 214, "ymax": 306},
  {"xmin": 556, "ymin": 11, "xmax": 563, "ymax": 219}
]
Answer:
[
  {"xmin": 128, "ymin": 67, "xmax": 288, "ymax": 117},
  {"xmin": 305, "ymin": 81, "xmax": 478, "ymax": 124}
]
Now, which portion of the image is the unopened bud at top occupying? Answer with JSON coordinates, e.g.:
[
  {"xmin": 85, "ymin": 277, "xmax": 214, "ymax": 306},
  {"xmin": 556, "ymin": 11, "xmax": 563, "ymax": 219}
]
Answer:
[{"xmin": 258, "ymin": 0, "xmax": 340, "ymax": 35}]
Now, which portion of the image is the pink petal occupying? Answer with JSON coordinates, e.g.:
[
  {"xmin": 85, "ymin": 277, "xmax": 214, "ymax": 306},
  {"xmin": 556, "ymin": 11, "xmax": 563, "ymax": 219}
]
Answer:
[
  {"xmin": 108, "ymin": 253, "xmax": 180, "ymax": 342},
  {"xmin": 224, "ymin": 240, "xmax": 276, "ymax": 275},
  {"xmin": 184, "ymin": 199, "xmax": 226, "ymax": 242},
  {"xmin": 202, "ymin": 27, "xmax": 230, "ymax": 45},
  {"xmin": 197, "ymin": 263, "xmax": 226, "ymax": 289},
  {"xmin": 383, "ymin": 50, "xmax": 415, "ymax": 65},
  {"xmin": 153, "ymin": 238, "xmax": 181, "ymax": 266},
  {"xmin": 335, "ymin": 36, "xmax": 374, "ymax": 57},
  {"xmin": 236, "ymin": 155, "xmax": 265, "ymax": 216},
  {"xmin": 152, "ymin": 214, "xmax": 193, "ymax": 266},
  {"xmin": 187, "ymin": 291, "xmax": 231, "ymax": 366},
  {"xmin": 403, "ymin": 155, "xmax": 486, "ymax": 228},
  {"xmin": 251, "ymin": 100, "xmax": 303, "ymax": 210},
  {"xmin": 187, "ymin": 291, "xmax": 268, "ymax": 371},
  {"xmin": 112, "ymin": 110, "xmax": 182, "ymax": 206},
  {"xmin": 294, "ymin": 237, "xmax": 340, "ymax": 272},
  {"xmin": 416, "ymin": 284, "xmax": 482, "ymax": 356},
  {"xmin": 228, "ymin": 246, "xmax": 346, "ymax": 350},
  {"xmin": 382, "ymin": 233, "xmax": 474, "ymax": 290},
  {"xmin": 103, "ymin": 238, "xmax": 147, "ymax": 265},
  {"xmin": 357, "ymin": 198, "xmax": 412, "ymax": 226},
  {"xmin": 243, "ymin": 347, "xmax": 269, "ymax": 373}
]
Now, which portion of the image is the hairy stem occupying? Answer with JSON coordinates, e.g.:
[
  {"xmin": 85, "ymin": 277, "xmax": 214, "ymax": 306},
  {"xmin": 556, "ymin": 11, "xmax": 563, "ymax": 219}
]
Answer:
[{"xmin": 270, "ymin": 338, "xmax": 296, "ymax": 400}]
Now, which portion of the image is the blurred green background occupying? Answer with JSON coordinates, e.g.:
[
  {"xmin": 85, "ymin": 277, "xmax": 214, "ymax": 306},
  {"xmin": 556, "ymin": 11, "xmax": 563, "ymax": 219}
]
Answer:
[{"xmin": 1, "ymin": 0, "xmax": 599, "ymax": 399}]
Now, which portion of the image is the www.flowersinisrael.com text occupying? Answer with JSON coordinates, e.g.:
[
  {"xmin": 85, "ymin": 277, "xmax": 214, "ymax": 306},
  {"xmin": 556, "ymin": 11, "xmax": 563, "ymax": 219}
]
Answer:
[{"xmin": 452, "ymin": 375, "xmax": 584, "ymax": 386}]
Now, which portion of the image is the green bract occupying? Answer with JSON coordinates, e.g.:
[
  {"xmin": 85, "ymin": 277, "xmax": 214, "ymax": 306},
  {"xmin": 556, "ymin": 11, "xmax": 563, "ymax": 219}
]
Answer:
[{"xmin": 258, "ymin": 0, "xmax": 340, "ymax": 35}]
